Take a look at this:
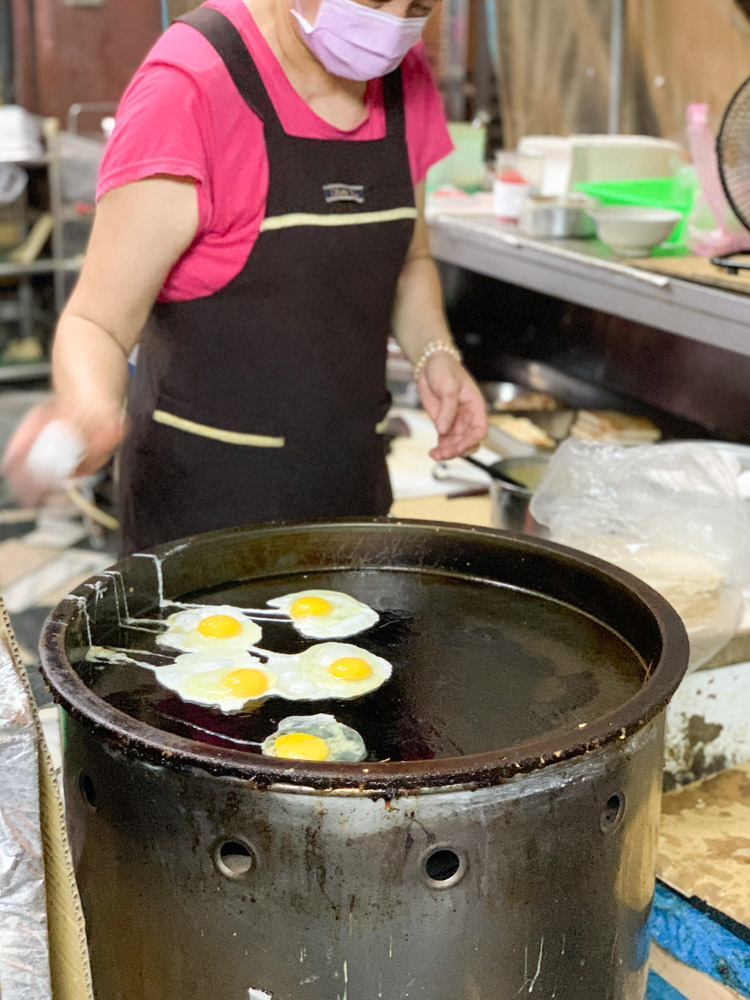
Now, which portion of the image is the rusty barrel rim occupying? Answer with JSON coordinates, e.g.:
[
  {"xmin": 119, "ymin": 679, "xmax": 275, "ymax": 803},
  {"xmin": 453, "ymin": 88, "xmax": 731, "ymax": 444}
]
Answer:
[{"xmin": 40, "ymin": 519, "xmax": 689, "ymax": 792}]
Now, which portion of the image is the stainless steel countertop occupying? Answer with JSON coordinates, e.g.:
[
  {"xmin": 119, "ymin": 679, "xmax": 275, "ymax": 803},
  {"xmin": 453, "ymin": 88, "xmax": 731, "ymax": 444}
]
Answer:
[{"xmin": 428, "ymin": 213, "xmax": 750, "ymax": 359}]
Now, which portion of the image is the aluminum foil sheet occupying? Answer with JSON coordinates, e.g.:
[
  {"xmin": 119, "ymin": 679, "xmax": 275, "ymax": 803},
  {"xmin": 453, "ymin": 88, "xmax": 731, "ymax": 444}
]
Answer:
[{"xmin": 0, "ymin": 634, "xmax": 52, "ymax": 1000}]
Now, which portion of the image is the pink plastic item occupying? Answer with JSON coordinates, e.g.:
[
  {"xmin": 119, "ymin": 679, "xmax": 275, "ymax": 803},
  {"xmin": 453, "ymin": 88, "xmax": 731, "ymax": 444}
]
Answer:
[{"xmin": 685, "ymin": 102, "xmax": 750, "ymax": 256}]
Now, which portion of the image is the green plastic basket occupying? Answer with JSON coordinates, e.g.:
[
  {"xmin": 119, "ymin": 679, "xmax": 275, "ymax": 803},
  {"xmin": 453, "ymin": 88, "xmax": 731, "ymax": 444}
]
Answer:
[{"xmin": 573, "ymin": 175, "xmax": 698, "ymax": 245}]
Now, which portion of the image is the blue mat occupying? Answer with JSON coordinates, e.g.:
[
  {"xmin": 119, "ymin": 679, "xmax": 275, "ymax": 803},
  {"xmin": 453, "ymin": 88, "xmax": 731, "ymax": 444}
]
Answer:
[
  {"xmin": 651, "ymin": 881, "xmax": 750, "ymax": 998},
  {"xmin": 646, "ymin": 970, "xmax": 687, "ymax": 1000}
]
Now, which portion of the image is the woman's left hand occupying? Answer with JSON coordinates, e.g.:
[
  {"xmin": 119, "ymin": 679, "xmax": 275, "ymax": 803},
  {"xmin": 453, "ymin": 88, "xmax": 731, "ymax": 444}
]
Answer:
[{"xmin": 417, "ymin": 353, "xmax": 488, "ymax": 461}]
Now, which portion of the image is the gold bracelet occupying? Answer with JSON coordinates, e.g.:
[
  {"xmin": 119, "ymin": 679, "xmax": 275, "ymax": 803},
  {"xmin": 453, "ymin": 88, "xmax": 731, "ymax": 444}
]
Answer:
[{"xmin": 412, "ymin": 340, "xmax": 462, "ymax": 380}]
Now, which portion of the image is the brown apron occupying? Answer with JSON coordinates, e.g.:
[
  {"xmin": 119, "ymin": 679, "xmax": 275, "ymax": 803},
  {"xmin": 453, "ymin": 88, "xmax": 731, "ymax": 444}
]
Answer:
[{"xmin": 118, "ymin": 5, "xmax": 417, "ymax": 554}]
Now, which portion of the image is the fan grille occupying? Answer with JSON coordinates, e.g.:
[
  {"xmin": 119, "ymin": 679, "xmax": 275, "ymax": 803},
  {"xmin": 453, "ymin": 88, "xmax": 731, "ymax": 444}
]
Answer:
[{"xmin": 717, "ymin": 75, "xmax": 750, "ymax": 234}]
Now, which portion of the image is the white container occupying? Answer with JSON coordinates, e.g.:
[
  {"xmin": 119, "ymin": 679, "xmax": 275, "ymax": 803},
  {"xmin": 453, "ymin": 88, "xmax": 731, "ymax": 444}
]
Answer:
[
  {"xmin": 493, "ymin": 151, "xmax": 544, "ymax": 222},
  {"xmin": 570, "ymin": 135, "xmax": 684, "ymax": 187},
  {"xmin": 25, "ymin": 420, "xmax": 86, "ymax": 488},
  {"xmin": 517, "ymin": 135, "xmax": 685, "ymax": 195},
  {"xmin": 587, "ymin": 205, "xmax": 682, "ymax": 256},
  {"xmin": 516, "ymin": 136, "xmax": 572, "ymax": 196},
  {"xmin": 0, "ymin": 106, "xmax": 43, "ymax": 161}
]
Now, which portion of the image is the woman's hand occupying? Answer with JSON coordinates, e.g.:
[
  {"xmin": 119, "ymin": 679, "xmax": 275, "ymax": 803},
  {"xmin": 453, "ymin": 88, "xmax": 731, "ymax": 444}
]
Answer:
[
  {"xmin": 417, "ymin": 352, "xmax": 488, "ymax": 460},
  {"xmin": 1, "ymin": 400, "xmax": 125, "ymax": 506},
  {"xmin": 2, "ymin": 176, "xmax": 200, "ymax": 508},
  {"xmin": 392, "ymin": 184, "xmax": 488, "ymax": 459}
]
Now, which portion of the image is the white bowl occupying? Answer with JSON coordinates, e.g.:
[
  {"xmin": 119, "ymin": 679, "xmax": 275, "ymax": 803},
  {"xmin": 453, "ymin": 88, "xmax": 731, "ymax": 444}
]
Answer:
[{"xmin": 587, "ymin": 206, "xmax": 682, "ymax": 257}]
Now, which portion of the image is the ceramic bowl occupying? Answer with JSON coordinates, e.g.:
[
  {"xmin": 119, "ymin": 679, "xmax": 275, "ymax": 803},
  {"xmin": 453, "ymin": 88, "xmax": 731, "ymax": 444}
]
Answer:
[{"xmin": 587, "ymin": 206, "xmax": 682, "ymax": 257}]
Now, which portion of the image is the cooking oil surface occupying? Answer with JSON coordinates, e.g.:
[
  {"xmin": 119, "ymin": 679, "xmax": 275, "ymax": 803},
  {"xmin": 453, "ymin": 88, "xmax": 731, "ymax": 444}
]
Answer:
[{"xmin": 76, "ymin": 568, "xmax": 646, "ymax": 762}]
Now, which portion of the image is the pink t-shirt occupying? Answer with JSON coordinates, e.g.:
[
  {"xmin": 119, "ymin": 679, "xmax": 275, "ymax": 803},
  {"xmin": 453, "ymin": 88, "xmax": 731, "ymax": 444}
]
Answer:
[{"xmin": 97, "ymin": 0, "xmax": 452, "ymax": 303}]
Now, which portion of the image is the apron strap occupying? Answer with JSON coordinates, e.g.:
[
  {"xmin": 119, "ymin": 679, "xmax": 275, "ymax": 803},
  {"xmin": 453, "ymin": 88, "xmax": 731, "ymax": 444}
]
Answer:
[
  {"xmin": 176, "ymin": 7, "xmax": 282, "ymax": 128},
  {"xmin": 382, "ymin": 68, "xmax": 407, "ymax": 145},
  {"xmin": 177, "ymin": 7, "xmax": 408, "ymax": 146}
]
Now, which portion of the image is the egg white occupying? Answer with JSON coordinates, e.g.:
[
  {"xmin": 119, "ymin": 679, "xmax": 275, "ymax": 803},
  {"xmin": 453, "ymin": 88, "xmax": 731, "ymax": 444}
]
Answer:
[
  {"xmin": 284, "ymin": 642, "xmax": 392, "ymax": 700},
  {"xmin": 156, "ymin": 605, "xmax": 263, "ymax": 654},
  {"xmin": 261, "ymin": 714, "xmax": 367, "ymax": 762},
  {"xmin": 152, "ymin": 652, "xmax": 276, "ymax": 712},
  {"xmin": 266, "ymin": 589, "xmax": 378, "ymax": 639}
]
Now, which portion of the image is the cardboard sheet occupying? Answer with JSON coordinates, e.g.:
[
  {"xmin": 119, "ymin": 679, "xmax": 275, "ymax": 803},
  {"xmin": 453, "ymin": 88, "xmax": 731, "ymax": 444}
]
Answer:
[
  {"xmin": 632, "ymin": 253, "xmax": 750, "ymax": 295},
  {"xmin": 657, "ymin": 761, "xmax": 750, "ymax": 929},
  {"xmin": 0, "ymin": 597, "xmax": 93, "ymax": 1000}
]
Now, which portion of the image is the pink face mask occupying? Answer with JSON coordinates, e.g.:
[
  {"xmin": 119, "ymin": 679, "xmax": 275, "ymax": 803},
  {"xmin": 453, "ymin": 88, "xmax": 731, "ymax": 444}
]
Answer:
[{"xmin": 291, "ymin": 0, "xmax": 429, "ymax": 81}]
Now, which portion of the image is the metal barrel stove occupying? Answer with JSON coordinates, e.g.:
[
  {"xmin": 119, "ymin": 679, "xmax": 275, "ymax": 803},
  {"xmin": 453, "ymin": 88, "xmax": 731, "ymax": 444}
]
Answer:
[{"xmin": 41, "ymin": 520, "xmax": 689, "ymax": 1000}]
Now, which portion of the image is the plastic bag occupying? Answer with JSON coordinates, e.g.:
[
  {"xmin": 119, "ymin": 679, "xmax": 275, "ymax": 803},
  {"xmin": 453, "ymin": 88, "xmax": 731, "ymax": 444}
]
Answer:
[
  {"xmin": 59, "ymin": 131, "xmax": 105, "ymax": 205},
  {"xmin": 684, "ymin": 102, "xmax": 750, "ymax": 257},
  {"xmin": 0, "ymin": 164, "xmax": 28, "ymax": 206},
  {"xmin": 530, "ymin": 439, "xmax": 750, "ymax": 672}
]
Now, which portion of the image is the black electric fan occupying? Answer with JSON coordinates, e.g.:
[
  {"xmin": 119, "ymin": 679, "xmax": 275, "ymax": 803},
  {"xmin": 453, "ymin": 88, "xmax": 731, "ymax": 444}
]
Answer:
[{"xmin": 715, "ymin": 74, "xmax": 750, "ymax": 272}]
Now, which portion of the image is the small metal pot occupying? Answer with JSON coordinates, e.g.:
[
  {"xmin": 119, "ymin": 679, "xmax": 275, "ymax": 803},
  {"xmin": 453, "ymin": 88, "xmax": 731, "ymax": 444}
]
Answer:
[
  {"xmin": 489, "ymin": 454, "xmax": 551, "ymax": 534},
  {"xmin": 519, "ymin": 194, "xmax": 598, "ymax": 239}
]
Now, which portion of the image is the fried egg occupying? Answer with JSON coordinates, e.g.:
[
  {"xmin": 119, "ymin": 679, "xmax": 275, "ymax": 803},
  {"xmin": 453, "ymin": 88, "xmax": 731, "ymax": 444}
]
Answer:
[
  {"xmin": 153, "ymin": 652, "xmax": 275, "ymax": 712},
  {"xmin": 156, "ymin": 605, "xmax": 262, "ymax": 654},
  {"xmin": 261, "ymin": 714, "xmax": 366, "ymax": 762},
  {"xmin": 267, "ymin": 642, "xmax": 392, "ymax": 700},
  {"xmin": 266, "ymin": 590, "xmax": 378, "ymax": 639}
]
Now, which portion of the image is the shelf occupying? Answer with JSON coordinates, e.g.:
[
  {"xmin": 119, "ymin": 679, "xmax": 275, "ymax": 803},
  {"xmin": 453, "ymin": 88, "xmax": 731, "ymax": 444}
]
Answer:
[
  {"xmin": 0, "ymin": 153, "xmax": 56, "ymax": 168},
  {"xmin": 0, "ymin": 257, "xmax": 83, "ymax": 278},
  {"xmin": 0, "ymin": 300, "xmax": 47, "ymax": 322},
  {"xmin": 0, "ymin": 361, "xmax": 51, "ymax": 382},
  {"xmin": 428, "ymin": 213, "xmax": 750, "ymax": 360},
  {"xmin": 0, "ymin": 117, "xmax": 68, "ymax": 338}
]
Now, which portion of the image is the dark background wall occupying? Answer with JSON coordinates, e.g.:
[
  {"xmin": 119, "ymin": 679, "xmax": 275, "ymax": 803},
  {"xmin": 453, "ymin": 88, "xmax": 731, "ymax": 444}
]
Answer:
[
  {"xmin": 491, "ymin": 0, "xmax": 750, "ymax": 147},
  {"xmin": 9, "ymin": 0, "xmax": 445, "ymax": 124},
  {"xmin": 11, "ymin": 0, "xmax": 162, "ymax": 123}
]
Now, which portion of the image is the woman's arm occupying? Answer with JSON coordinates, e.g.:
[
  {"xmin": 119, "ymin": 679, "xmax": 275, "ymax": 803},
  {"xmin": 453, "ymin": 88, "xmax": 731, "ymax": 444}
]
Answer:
[
  {"xmin": 391, "ymin": 182, "xmax": 488, "ymax": 460},
  {"xmin": 2, "ymin": 176, "xmax": 199, "ymax": 501}
]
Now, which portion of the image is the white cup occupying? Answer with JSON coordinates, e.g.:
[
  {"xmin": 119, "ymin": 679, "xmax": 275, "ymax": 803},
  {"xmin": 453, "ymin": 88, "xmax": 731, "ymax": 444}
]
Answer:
[{"xmin": 493, "ymin": 151, "xmax": 544, "ymax": 222}]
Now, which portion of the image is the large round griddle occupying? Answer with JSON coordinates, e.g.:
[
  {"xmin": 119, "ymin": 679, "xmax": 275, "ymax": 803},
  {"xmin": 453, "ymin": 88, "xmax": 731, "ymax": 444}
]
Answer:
[{"xmin": 41, "ymin": 519, "xmax": 688, "ymax": 791}]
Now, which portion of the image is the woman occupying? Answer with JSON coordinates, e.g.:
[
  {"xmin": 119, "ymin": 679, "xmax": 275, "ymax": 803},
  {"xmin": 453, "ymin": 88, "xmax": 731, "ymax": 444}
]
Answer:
[{"xmin": 4, "ymin": 0, "xmax": 488, "ymax": 553}]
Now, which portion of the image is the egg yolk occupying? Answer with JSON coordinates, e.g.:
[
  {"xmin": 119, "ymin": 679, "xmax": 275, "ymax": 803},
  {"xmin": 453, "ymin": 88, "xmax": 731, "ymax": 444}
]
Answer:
[
  {"xmin": 328, "ymin": 657, "xmax": 372, "ymax": 681},
  {"xmin": 197, "ymin": 614, "xmax": 243, "ymax": 639},
  {"xmin": 221, "ymin": 668, "xmax": 269, "ymax": 698},
  {"xmin": 273, "ymin": 732, "xmax": 330, "ymax": 761},
  {"xmin": 290, "ymin": 596, "xmax": 333, "ymax": 619}
]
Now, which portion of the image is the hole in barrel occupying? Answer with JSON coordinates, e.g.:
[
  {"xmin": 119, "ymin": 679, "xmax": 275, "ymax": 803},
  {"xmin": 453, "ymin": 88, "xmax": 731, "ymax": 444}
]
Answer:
[
  {"xmin": 216, "ymin": 840, "xmax": 255, "ymax": 878},
  {"xmin": 424, "ymin": 848, "xmax": 462, "ymax": 883},
  {"xmin": 600, "ymin": 792, "xmax": 625, "ymax": 832},
  {"xmin": 79, "ymin": 772, "xmax": 98, "ymax": 810}
]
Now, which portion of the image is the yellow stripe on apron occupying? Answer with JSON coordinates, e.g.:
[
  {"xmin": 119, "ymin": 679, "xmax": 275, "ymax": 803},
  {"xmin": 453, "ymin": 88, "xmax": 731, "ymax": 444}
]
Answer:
[{"xmin": 153, "ymin": 409, "xmax": 285, "ymax": 448}]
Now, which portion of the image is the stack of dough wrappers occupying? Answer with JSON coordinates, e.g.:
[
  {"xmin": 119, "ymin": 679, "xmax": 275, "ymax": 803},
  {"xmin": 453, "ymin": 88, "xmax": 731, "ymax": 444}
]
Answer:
[{"xmin": 570, "ymin": 410, "xmax": 661, "ymax": 445}]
